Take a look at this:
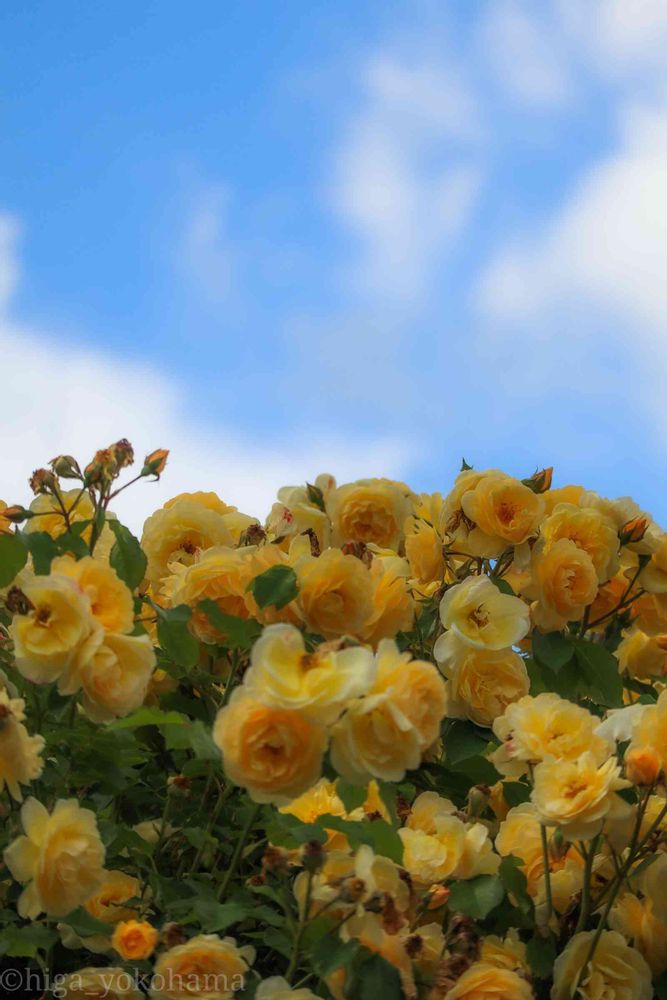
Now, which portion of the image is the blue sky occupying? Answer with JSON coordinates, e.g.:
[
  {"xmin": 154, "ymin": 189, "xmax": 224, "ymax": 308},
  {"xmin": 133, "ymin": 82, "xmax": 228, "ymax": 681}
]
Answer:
[{"xmin": 2, "ymin": 1, "xmax": 667, "ymax": 528}]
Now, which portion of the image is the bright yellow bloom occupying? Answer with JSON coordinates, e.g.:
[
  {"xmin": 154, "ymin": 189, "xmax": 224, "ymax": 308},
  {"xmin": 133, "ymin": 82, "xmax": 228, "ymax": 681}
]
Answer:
[
  {"xmin": 141, "ymin": 497, "xmax": 235, "ymax": 590},
  {"xmin": 330, "ymin": 692, "xmax": 420, "ymax": 784},
  {"xmin": 328, "ymin": 478, "xmax": 414, "ymax": 550},
  {"xmin": 0, "ymin": 689, "xmax": 44, "ymax": 801},
  {"xmin": 373, "ymin": 639, "xmax": 447, "ymax": 749},
  {"xmin": 480, "ymin": 928, "xmax": 529, "ymax": 974},
  {"xmin": 540, "ymin": 502, "xmax": 620, "ymax": 583},
  {"xmin": 52, "ymin": 554, "xmax": 134, "ymax": 633},
  {"xmin": 627, "ymin": 688, "xmax": 667, "ymax": 775},
  {"xmin": 149, "ymin": 934, "xmax": 255, "ymax": 1000},
  {"xmin": 616, "ymin": 628, "xmax": 667, "ymax": 680},
  {"xmin": 213, "ymin": 690, "xmax": 327, "ymax": 804},
  {"xmin": 439, "ymin": 575, "xmax": 530, "ymax": 650},
  {"xmin": 243, "ymin": 624, "xmax": 375, "ymax": 723},
  {"xmin": 551, "ymin": 930, "xmax": 651, "ymax": 1000},
  {"xmin": 610, "ymin": 893, "xmax": 667, "ymax": 975},
  {"xmin": 528, "ymin": 537, "xmax": 598, "ymax": 630},
  {"xmin": 295, "ymin": 547, "xmax": 373, "ymax": 639},
  {"xmin": 26, "ymin": 488, "xmax": 95, "ymax": 540},
  {"xmin": 443, "ymin": 962, "xmax": 534, "ymax": 999},
  {"xmin": 4, "ymin": 797, "xmax": 105, "ymax": 918},
  {"xmin": 639, "ymin": 532, "xmax": 667, "ymax": 593},
  {"xmin": 56, "ymin": 968, "xmax": 143, "ymax": 1000},
  {"xmin": 461, "ymin": 471, "xmax": 545, "ymax": 555},
  {"xmin": 166, "ymin": 545, "xmax": 252, "ymax": 643},
  {"xmin": 404, "ymin": 492, "xmax": 446, "ymax": 586},
  {"xmin": 279, "ymin": 778, "xmax": 349, "ymax": 851},
  {"xmin": 111, "ymin": 919, "xmax": 159, "ymax": 960},
  {"xmin": 361, "ymin": 554, "xmax": 415, "ymax": 646},
  {"xmin": 79, "ymin": 632, "xmax": 156, "ymax": 722},
  {"xmin": 434, "ymin": 633, "xmax": 529, "ymax": 727},
  {"xmin": 532, "ymin": 752, "xmax": 631, "ymax": 840},
  {"xmin": 84, "ymin": 868, "xmax": 143, "ymax": 926}
]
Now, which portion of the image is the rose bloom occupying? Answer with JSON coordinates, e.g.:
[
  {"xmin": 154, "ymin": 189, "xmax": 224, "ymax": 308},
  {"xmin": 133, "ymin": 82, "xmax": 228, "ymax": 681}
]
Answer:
[
  {"xmin": 256, "ymin": 978, "xmax": 319, "ymax": 1000},
  {"xmin": 279, "ymin": 778, "xmax": 349, "ymax": 852},
  {"xmin": 0, "ymin": 688, "xmax": 44, "ymax": 801},
  {"xmin": 610, "ymin": 892, "xmax": 667, "ymax": 975},
  {"xmin": 0, "ymin": 499, "xmax": 13, "ymax": 533},
  {"xmin": 528, "ymin": 537, "xmax": 599, "ymax": 630},
  {"xmin": 339, "ymin": 912, "xmax": 416, "ymax": 999},
  {"xmin": 79, "ymin": 632, "xmax": 156, "ymax": 722},
  {"xmin": 461, "ymin": 471, "xmax": 545, "ymax": 556},
  {"xmin": 327, "ymin": 477, "xmax": 414, "ymax": 551},
  {"xmin": 634, "ymin": 591, "xmax": 667, "ymax": 636},
  {"xmin": 551, "ymin": 930, "xmax": 651, "ymax": 1000},
  {"xmin": 59, "ymin": 869, "xmax": 144, "ymax": 954},
  {"xmin": 10, "ymin": 572, "xmax": 96, "ymax": 688},
  {"xmin": 627, "ymin": 687, "xmax": 667, "ymax": 773},
  {"xmin": 532, "ymin": 752, "xmax": 631, "ymax": 840},
  {"xmin": 439, "ymin": 575, "xmax": 531, "ymax": 650},
  {"xmin": 150, "ymin": 934, "xmax": 255, "ymax": 1000},
  {"xmin": 400, "ymin": 817, "xmax": 497, "ymax": 885},
  {"xmin": 404, "ymin": 492, "xmax": 446, "ymax": 587},
  {"xmin": 615, "ymin": 628, "xmax": 667, "ymax": 680},
  {"xmin": 166, "ymin": 546, "xmax": 252, "ymax": 644},
  {"xmin": 213, "ymin": 690, "xmax": 327, "ymax": 804},
  {"xmin": 373, "ymin": 639, "xmax": 447, "ymax": 749},
  {"xmin": 444, "ymin": 962, "xmax": 534, "ymax": 999},
  {"xmin": 141, "ymin": 497, "xmax": 235, "ymax": 590},
  {"xmin": 4, "ymin": 797, "xmax": 105, "ymax": 918},
  {"xmin": 266, "ymin": 474, "xmax": 334, "ymax": 551},
  {"xmin": 295, "ymin": 547, "xmax": 374, "ymax": 639},
  {"xmin": 243, "ymin": 544, "xmax": 300, "ymax": 625},
  {"xmin": 480, "ymin": 929, "xmax": 529, "ymax": 974},
  {"xmin": 112, "ymin": 919, "xmax": 159, "ymax": 961},
  {"xmin": 406, "ymin": 791, "xmax": 458, "ymax": 834},
  {"xmin": 163, "ymin": 491, "xmax": 258, "ymax": 543},
  {"xmin": 56, "ymin": 968, "xmax": 143, "ymax": 1000},
  {"xmin": 540, "ymin": 502, "xmax": 620, "ymax": 583},
  {"xmin": 242, "ymin": 623, "xmax": 375, "ymax": 724},
  {"xmin": 639, "ymin": 532, "xmax": 667, "ymax": 593},
  {"xmin": 330, "ymin": 691, "xmax": 421, "ymax": 784},
  {"xmin": 361, "ymin": 554, "xmax": 415, "ymax": 647},
  {"xmin": 26, "ymin": 488, "xmax": 95, "ymax": 540},
  {"xmin": 434, "ymin": 632, "xmax": 529, "ymax": 727},
  {"xmin": 51, "ymin": 554, "xmax": 134, "ymax": 634},
  {"xmin": 491, "ymin": 693, "xmax": 613, "ymax": 778}
]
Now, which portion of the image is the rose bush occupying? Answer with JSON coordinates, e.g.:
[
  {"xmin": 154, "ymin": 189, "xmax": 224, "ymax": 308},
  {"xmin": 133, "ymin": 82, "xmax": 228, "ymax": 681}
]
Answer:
[{"xmin": 0, "ymin": 444, "xmax": 666, "ymax": 997}]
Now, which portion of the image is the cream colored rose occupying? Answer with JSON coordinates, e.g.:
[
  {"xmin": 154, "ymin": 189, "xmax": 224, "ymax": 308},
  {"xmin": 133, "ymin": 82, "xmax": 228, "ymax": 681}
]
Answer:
[
  {"xmin": 330, "ymin": 692, "xmax": 421, "ymax": 783},
  {"xmin": 266, "ymin": 473, "xmax": 334, "ymax": 550},
  {"xmin": 79, "ymin": 632, "xmax": 156, "ymax": 722},
  {"xmin": 439, "ymin": 575, "xmax": 530, "ymax": 650},
  {"xmin": 327, "ymin": 478, "xmax": 414, "ymax": 550},
  {"xmin": 615, "ymin": 628, "xmax": 667, "ymax": 680},
  {"xmin": 532, "ymin": 752, "xmax": 631, "ymax": 840},
  {"xmin": 434, "ymin": 632, "xmax": 529, "ymax": 727},
  {"xmin": 56, "ymin": 968, "xmax": 143, "ymax": 1000},
  {"xmin": 610, "ymin": 892, "xmax": 667, "ymax": 975},
  {"xmin": 372, "ymin": 639, "xmax": 447, "ymax": 749},
  {"xmin": 150, "ymin": 934, "xmax": 255, "ymax": 1000},
  {"xmin": 551, "ymin": 930, "xmax": 651, "ymax": 1000},
  {"xmin": 0, "ymin": 689, "xmax": 44, "ymax": 801},
  {"xmin": 444, "ymin": 962, "xmax": 534, "ymax": 999},
  {"xmin": 141, "ymin": 497, "xmax": 235, "ymax": 589},
  {"xmin": 256, "ymin": 978, "xmax": 319, "ymax": 1000},
  {"xmin": 242, "ymin": 623, "xmax": 375, "ymax": 724},
  {"xmin": 4, "ymin": 797, "xmax": 105, "ymax": 918}
]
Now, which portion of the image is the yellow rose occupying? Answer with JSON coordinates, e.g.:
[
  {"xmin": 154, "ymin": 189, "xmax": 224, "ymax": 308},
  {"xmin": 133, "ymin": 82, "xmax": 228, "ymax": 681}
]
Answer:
[
  {"xmin": 373, "ymin": 639, "xmax": 447, "ymax": 749},
  {"xmin": 480, "ymin": 928, "xmax": 529, "ymax": 974},
  {"xmin": 295, "ymin": 548, "xmax": 373, "ymax": 639},
  {"xmin": 266, "ymin": 474, "xmax": 334, "ymax": 551},
  {"xmin": 528, "ymin": 538, "xmax": 599, "ymax": 629},
  {"xmin": 610, "ymin": 892, "xmax": 667, "ymax": 975},
  {"xmin": 443, "ymin": 962, "xmax": 534, "ymax": 999},
  {"xmin": 0, "ymin": 689, "xmax": 44, "ymax": 801},
  {"xmin": 79, "ymin": 632, "xmax": 156, "ymax": 722},
  {"xmin": 540, "ymin": 502, "xmax": 620, "ymax": 583},
  {"xmin": 406, "ymin": 790, "xmax": 457, "ymax": 833},
  {"xmin": 361, "ymin": 554, "xmax": 415, "ymax": 646},
  {"xmin": 141, "ymin": 498, "xmax": 235, "ymax": 589},
  {"xmin": 627, "ymin": 688, "xmax": 667, "ymax": 773},
  {"xmin": 399, "ymin": 822, "xmax": 466, "ymax": 883},
  {"xmin": 404, "ymin": 492, "xmax": 446, "ymax": 586},
  {"xmin": 551, "ymin": 930, "xmax": 651, "ymax": 1000},
  {"xmin": 213, "ymin": 690, "xmax": 327, "ymax": 804},
  {"xmin": 56, "ymin": 968, "xmax": 143, "ymax": 1000},
  {"xmin": 441, "ymin": 468, "xmax": 491, "ymax": 551},
  {"xmin": 51, "ymin": 555, "xmax": 134, "ymax": 633},
  {"xmin": 256, "ymin": 978, "xmax": 319, "ymax": 1000},
  {"xmin": 112, "ymin": 919, "xmax": 159, "ymax": 960},
  {"xmin": 634, "ymin": 591, "xmax": 667, "ymax": 635},
  {"xmin": 150, "ymin": 934, "xmax": 255, "ymax": 1000},
  {"xmin": 243, "ymin": 544, "xmax": 300, "ymax": 625},
  {"xmin": 4, "ymin": 797, "xmax": 105, "ymax": 918},
  {"xmin": 339, "ymin": 912, "xmax": 416, "ymax": 999},
  {"xmin": 330, "ymin": 692, "xmax": 421, "ymax": 783},
  {"xmin": 327, "ymin": 478, "xmax": 414, "ymax": 550},
  {"xmin": 434, "ymin": 633, "xmax": 529, "ymax": 727},
  {"xmin": 26, "ymin": 488, "xmax": 95, "ymax": 539},
  {"xmin": 543, "ymin": 484, "xmax": 584, "ymax": 514},
  {"xmin": 84, "ymin": 868, "xmax": 142, "ymax": 925},
  {"xmin": 461, "ymin": 472, "xmax": 545, "ymax": 555},
  {"xmin": 642, "ymin": 854, "xmax": 667, "ymax": 924},
  {"xmin": 439, "ymin": 575, "xmax": 531, "ymax": 650},
  {"xmin": 166, "ymin": 546, "xmax": 252, "ymax": 643},
  {"xmin": 616, "ymin": 628, "xmax": 667, "ymax": 680},
  {"xmin": 164, "ymin": 492, "xmax": 257, "ymax": 542},
  {"xmin": 10, "ymin": 573, "xmax": 97, "ymax": 689},
  {"xmin": 532, "ymin": 752, "xmax": 631, "ymax": 840},
  {"xmin": 0, "ymin": 499, "xmax": 14, "ymax": 534},
  {"xmin": 639, "ymin": 533, "xmax": 667, "ymax": 593},
  {"xmin": 279, "ymin": 778, "xmax": 349, "ymax": 851},
  {"xmin": 491, "ymin": 694, "xmax": 613, "ymax": 778},
  {"xmin": 243, "ymin": 624, "xmax": 375, "ymax": 723}
]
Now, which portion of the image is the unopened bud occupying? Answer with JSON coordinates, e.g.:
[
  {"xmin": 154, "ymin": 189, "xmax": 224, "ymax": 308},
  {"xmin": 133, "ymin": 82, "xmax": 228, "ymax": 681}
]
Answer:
[
  {"xmin": 625, "ymin": 745, "xmax": 662, "ymax": 786},
  {"xmin": 142, "ymin": 448, "xmax": 169, "ymax": 478},
  {"xmin": 262, "ymin": 846, "xmax": 290, "ymax": 876},
  {"xmin": 522, "ymin": 467, "xmax": 553, "ymax": 494},
  {"xmin": 466, "ymin": 784, "xmax": 491, "ymax": 819},
  {"xmin": 49, "ymin": 454, "xmax": 82, "ymax": 479},
  {"xmin": 85, "ymin": 448, "xmax": 117, "ymax": 487},
  {"xmin": 29, "ymin": 468, "xmax": 57, "ymax": 495},
  {"xmin": 1, "ymin": 505, "xmax": 32, "ymax": 524},
  {"xmin": 619, "ymin": 516, "xmax": 649, "ymax": 546},
  {"xmin": 301, "ymin": 839, "xmax": 325, "ymax": 873},
  {"xmin": 167, "ymin": 775, "xmax": 192, "ymax": 796},
  {"xmin": 427, "ymin": 885, "xmax": 450, "ymax": 910},
  {"xmin": 160, "ymin": 923, "xmax": 188, "ymax": 949}
]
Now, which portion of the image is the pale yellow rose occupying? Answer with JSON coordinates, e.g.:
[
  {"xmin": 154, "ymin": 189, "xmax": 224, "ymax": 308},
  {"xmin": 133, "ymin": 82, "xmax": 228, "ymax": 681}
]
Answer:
[
  {"xmin": 639, "ymin": 532, "xmax": 667, "ymax": 593},
  {"xmin": 327, "ymin": 478, "xmax": 414, "ymax": 550},
  {"xmin": 59, "ymin": 868, "xmax": 143, "ymax": 953},
  {"xmin": 399, "ymin": 821, "xmax": 466, "ymax": 883},
  {"xmin": 404, "ymin": 492, "xmax": 446, "ymax": 586},
  {"xmin": 480, "ymin": 928, "xmax": 529, "ymax": 973},
  {"xmin": 330, "ymin": 692, "xmax": 421, "ymax": 784},
  {"xmin": 551, "ymin": 930, "xmax": 651, "ymax": 1000},
  {"xmin": 26, "ymin": 488, "xmax": 95, "ymax": 540},
  {"xmin": 616, "ymin": 628, "xmax": 667, "ymax": 680},
  {"xmin": 10, "ymin": 573, "xmax": 97, "ymax": 689},
  {"xmin": 373, "ymin": 639, "xmax": 447, "ymax": 749},
  {"xmin": 4, "ymin": 797, "xmax": 105, "ymax": 918},
  {"xmin": 150, "ymin": 934, "xmax": 255, "ymax": 1000},
  {"xmin": 141, "ymin": 498, "xmax": 235, "ymax": 589},
  {"xmin": 0, "ymin": 689, "xmax": 44, "ymax": 801},
  {"xmin": 528, "ymin": 537, "xmax": 598, "ymax": 629},
  {"xmin": 56, "ymin": 968, "xmax": 143, "ymax": 1000},
  {"xmin": 361, "ymin": 554, "xmax": 415, "ymax": 646},
  {"xmin": 256, "ymin": 978, "xmax": 319, "ymax": 1000},
  {"xmin": 279, "ymin": 778, "xmax": 349, "ymax": 851},
  {"xmin": 634, "ymin": 591, "xmax": 667, "ymax": 635},
  {"xmin": 540, "ymin": 502, "xmax": 620, "ymax": 583},
  {"xmin": 434, "ymin": 632, "xmax": 529, "ymax": 727},
  {"xmin": 610, "ymin": 892, "xmax": 667, "ymax": 975},
  {"xmin": 406, "ymin": 791, "xmax": 457, "ymax": 833},
  {"xmin": 164, "ymin": 491, "xmax": 257, "ymax": 542},
  {"xmin": 627, "ymin": 687, "xmax": 667, "ymax": 774},
  {"xmin": 461, "ymin": 471, "xmax": 545, "ymax": 556},
  {"xmin": 532, "ymin": 752, "xmax": 631, "ymax": 840},
  {"xmin": 79, "ymin": 632, "xmax": 156, "ymax": 722},
  {"xmin": 491, "ymin": 693, "xmax": 613, "ymax": 778},
  {"xmin": 166, "ymin": 545, "xmax": 252, "ymax": 643},
  {"xmin": 243, "ymin": 623, "xmax": 375, "ymax": 724},
  {"xmin": 213, "ymin": 690, "xmax": 327, "ymax": 804},
  {"xmin": 295, "ymin": 547, "xmax": 373, "ymax": 639},
  {"xmin": 441, "ymin": 468, "xmax": 494, "ymax": 552},
  {"xmin": 642, "ymin": 854, "xmax": 667, "ymax": 924},
  {"xmin": 439, "ymin": 575, "xmax": 530, "ymax": 650},
  {"xmin": 51, "ymin": 554, "xmax": 134, "ymax": 633},
  {"xmin": 266, "ymin": 474, "xmax": 334, "ymax": 550},
  {"xmin": 339, "ymin": 912, "xmax": 416, "ymax": 999},
  {"xmin": 444, "ymin": 962, "xmax": 534, "ymax": 999}
]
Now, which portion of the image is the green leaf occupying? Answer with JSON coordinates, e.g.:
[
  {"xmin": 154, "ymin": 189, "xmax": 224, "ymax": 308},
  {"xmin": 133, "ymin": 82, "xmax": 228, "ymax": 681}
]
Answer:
[
  {"xmin": 0, "ymin": 532, "xmax": 27, "ymax": 586},
  {"xmin": 533, "ymin": 630, "xmax": 573, "ymax": 672},
  {"xmin": 312, "ymin": 936, "xmax": 359, "ymax": 977},
  {"xmin": 444, "ymin": 719, "xmax": 490, "ymax": 764},
  {"xmin": 499, "ymin": 855, "xmax": 532, "ymax": 915},
  {"xmin": 163, "ymin": 720, "xmax": 220, "ymax": 760},
  {"xmin": 0, "ymin": 923, "xmax": 58, "ymax": 958},
  {"xmin": 348, "ymin": 951, "xmax": 404, "ymax": 1000},
  {"xmin": 502, "ymin": 781, "xmax": 531, "ymax": 807},
  {"xmin": 493, "ymin": 577, "xmax": 516, "ymax": 596},
  {"xmin": 306, "ymin": 482, "xmax": 326, "ymax": 511},
  {"xmin": 319, "ymin": 814, "xmax": 404, "ymax": 864},
  {"xmin": 108, "ymin": 706, "xmax": 188, "ymax": 730},
  {"xmin": 61, "ymin": 906, "xmax": 113, "ymax": 937},
  {"xmin": 526, "ymin": 935, "xmax": 557, "ymax": 979},
  {"xmin": 158, "ymin": 604, "xmax": 200, "ymax": 668},
  {"xmin": 336, "ymin": 780, "xmax": 367, "ymax": 812},
  {"xmin": 21, "ymin": 530, "xmax": 60, "ymax": 574},
  {"xmin": 247, "ymin": 564, "xmax": 298, "ymax": 609},
  {"xmin": 460, "ymin": 457, "xmax": 473, "ymax": 471},
  {"xmin": 198, "ymin": 599, "xmax": 262, "ymax": 650},
  {"xmin": 109, "ymin": 520, "xmax": 147, "ymax": 589},
  {"xmin": 574, "ymin": 639, "xmax": 624, "ymax": 707},
  {"xmin": 447, "ymin": 875, "xmax": 505, "ymax": 919}
]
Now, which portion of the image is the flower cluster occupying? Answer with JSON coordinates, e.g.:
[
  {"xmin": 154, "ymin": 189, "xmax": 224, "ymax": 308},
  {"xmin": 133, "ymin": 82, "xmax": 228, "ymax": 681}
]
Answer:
[{"xmin": 0, "ymin": 450, "xmax": 667, "ymax": 999}]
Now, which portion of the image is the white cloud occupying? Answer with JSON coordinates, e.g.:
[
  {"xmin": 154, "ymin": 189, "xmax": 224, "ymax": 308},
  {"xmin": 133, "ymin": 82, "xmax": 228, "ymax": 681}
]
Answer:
[
  {"xmin": 181, "ymin": 184, "xmax": 233, "ymax": 301},
  {"xmin": 0, "ymin": 217, "xmax": 411, "ymax": 532},
  {"xmin": 331, "ymin": 49, "xmax": 482, "ymax": 301}
]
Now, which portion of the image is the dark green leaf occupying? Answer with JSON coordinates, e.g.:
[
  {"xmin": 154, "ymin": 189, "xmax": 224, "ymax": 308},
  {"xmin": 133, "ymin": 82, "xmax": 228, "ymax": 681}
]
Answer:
[
  {"xmin": 526, "ymin": 935, "xmax": 557, "ymax": 979},
  {"xmin": 158, "ymin": 605, "xmax": 200, "ymax": 668},
  {"xmin": 499, "ymin": 856, "xmax": 532, "ymax": 915},
  {"xmin": 306, "ymin": 482, "xmax": 326, "ymax": 511},
  {"xmin": 336, "ymin": 780, "xmax": 367, "ymax": 812},
  {"xmin": 574, "ymin": 639, "xmax": 624, "ymax": 707},
  {"xmin": 247, "ymin": 564, "xmax": 298, "ymax": 609},
  {"xmin": 198, "ymin": 599, "xmax": 262, "ymax": 650},
  {"xmin": 348, "ymin": 951, "xmax": 404, "ymax": 1000},
  {"xmin": 313, "ymin": 936, "xmax": 359, "ymax": 977},
  {"xmin": 21, "ymin": 531, "xmax": 60, "ymax": 574},
  {"xmin": 61, "ymin": 906, "xmax": 113, "ymax": 937},
  {"xmin": 108, "ymin": 707, "xmax": 188, "ymax": 730},
  {"xmin": 444, "ymin": 720, "xmax": 490, "ymax": 764},
  {"xmin": 447, "ymin": 875, "xmax": 505, "ymax": 919},
  {"xmin": 0, "ymin": 532, "xmax": 27, "ymax": 586},
  {"xmin": 533, "ymin": 630, "xmax": 573, "ymax": 673},
  {"xmin": 502, "ymin": 781, "xmax": 531, "ymax": 807},
  {"xmin": 109, "ymin": 520, "xmax": 147, "ymax": 589}
]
